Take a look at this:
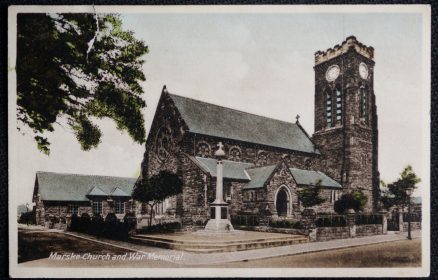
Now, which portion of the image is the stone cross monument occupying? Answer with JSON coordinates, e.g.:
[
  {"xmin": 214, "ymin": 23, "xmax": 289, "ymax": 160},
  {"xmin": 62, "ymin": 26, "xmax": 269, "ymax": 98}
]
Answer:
[{"xmin": 204, "ymin": 142, "xmax": 234, "ymax": 232}]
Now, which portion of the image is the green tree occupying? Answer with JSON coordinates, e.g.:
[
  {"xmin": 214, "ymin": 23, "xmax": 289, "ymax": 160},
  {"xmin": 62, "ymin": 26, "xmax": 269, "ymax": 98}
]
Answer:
[
  {"xmin": 334, "ymin": 190, "xmax": 368, "ymax": 214},
  {"xmin": 132, "ymin": 171, "xmax": 183, "ymax": 227},
  {"xmin": 17, "ymin": 13, "xmax": 148, "ymax": 154},
  {"xmin": 379, "ymin": 165, "xmax": 421, "ymax": 210},
  {"xmin": 297, "ymin": 180, "xmax": 326, "ymax": 209}
]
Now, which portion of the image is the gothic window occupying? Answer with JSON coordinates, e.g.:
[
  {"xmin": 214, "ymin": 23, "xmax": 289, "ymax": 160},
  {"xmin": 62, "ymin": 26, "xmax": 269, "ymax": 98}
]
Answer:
[
  {"xmin": 359, "ymin": 87, "xmax": 369, "ymax": 122},
  {"xmin": 305, "ymin": 159, "xmax": 312, "ymax": 170},
  {"xmin": 326, "ymin": 91, "xmax": 332, "ymax": 126},
  {"xmin": 197, "ymin": 142, "xmax": 211, "ymax": 157},
  {"xmin": 361, "ymin": 154, "xmax": 368, "ymax": 167},
  {"xmin": 335, "ymin": 89, "xmax": 342, "ymax": 123},
  {"xmin": 155, "ymin": 125, "xmax": 173, "ymax": 161},
  {"xmin": 257, "ymin": 151, "xmax": 268, "ymax": 166},
  {"xmin": 229, "ymin": 146, "xmax": 242, "ymax": 161}
]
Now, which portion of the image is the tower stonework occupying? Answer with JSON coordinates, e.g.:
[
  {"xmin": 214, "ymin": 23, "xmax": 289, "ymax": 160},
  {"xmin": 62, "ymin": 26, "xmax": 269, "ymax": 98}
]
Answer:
[{"xmin": 312, "ymin": 36, "xmax": 380, "ymax": 211}]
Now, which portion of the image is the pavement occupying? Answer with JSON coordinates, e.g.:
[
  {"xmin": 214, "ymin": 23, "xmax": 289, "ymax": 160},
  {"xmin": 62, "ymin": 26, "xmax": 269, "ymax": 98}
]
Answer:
[{"xmin": 57, "ymin": 230, "xmax": 421, "ymax": 266}]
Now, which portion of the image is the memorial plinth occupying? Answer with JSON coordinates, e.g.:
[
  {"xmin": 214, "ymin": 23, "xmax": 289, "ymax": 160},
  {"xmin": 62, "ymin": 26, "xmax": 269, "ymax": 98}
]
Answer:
[{"xmin": 204, "ymin": 142, "xmax": 234, "ymax": 232}]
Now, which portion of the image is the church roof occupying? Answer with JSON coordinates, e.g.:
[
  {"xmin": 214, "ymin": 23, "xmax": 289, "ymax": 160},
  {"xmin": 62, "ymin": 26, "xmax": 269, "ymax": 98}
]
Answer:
[
  {"xmin": 168, "ymin": 93, "xmax": 318, "ymax": 154},
  {"xmin": 289, "ymin": 168, "xmax": 341, "ymax": 188},
  {"xmin": 243, "ymin": 165, "xmax": 277, "ymax": 189},
  {"xmin": 193, "ymin": 157, "xmax": 253, "ymax": 181},
  {"xmin": 35, "ymin": 171, "xmax": 136, "ymax": 201}
]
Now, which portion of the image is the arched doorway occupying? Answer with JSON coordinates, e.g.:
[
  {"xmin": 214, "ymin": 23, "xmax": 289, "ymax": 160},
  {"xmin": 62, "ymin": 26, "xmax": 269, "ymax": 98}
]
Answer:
[{"xmin": 276, "ymin": 188, "xmax": 289, "ymax": 217}]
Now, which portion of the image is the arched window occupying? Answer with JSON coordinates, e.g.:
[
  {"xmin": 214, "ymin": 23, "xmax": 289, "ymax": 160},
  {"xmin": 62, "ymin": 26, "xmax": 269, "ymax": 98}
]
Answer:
[
  {"xmin": 197, "ymin": 142, "xmax": 211, "ymax": 157},
  {"xmin": 305, "ymin": 159, "xmax": 312, "ymax": 170},
  {"xmin": 326, "ymin": 90, "xmax": 332, "ymax": 126},
  {"xmin": 257, "ymin": 151, "xmax": 268, "ymax": 166},
  {"xmin": 335, "ymin": 88, "xmax": 342, "ymax": 123},
  {"xmin": 359, "ymin": 87, "xmax": 368, "ymax": 122},
  {"xmin": 229, "ymin": 146, "xmax": 242, "ymax": 161}
]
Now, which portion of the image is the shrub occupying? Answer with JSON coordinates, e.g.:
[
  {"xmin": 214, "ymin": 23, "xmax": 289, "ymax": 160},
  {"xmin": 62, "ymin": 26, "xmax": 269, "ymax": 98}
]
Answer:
[
  {"xmin": 334, "ymin": 191, "xmax": 368, "ymax": 214},
  {"xmin": 105, "ymin": 213, "xmax": 118, "ymax": 224},
  {"xmin": 137, "ymin": 222, "xmax": 181, "ymax": 234},
  {"xmin": 18, "ymin": 211, "xmax": 34, "ymax": 224},
  {"xmin": 269, "ymin": 219, "xmax": 303, "ymax": 229},
  {"xmin": 123, "ymin": 212, "xmax": 137, "ymax": 230}
]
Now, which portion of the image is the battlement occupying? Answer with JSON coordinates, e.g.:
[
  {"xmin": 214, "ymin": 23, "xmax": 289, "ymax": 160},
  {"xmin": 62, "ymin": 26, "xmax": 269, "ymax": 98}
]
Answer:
[{"xmin": 314, "ymin": 36, "xmax": 374, "ymax": 65}]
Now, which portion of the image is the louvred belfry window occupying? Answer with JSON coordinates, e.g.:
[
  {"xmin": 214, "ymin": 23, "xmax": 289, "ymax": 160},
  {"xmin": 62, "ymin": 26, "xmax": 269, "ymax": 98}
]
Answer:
[
  {"xmin": 326, "ymin": 91, "xmax": 332, "ymax": 126},
  {"xmin": 336, "ymin": 89, "xmax": 342, "ymax": 123},
  {"xmin": 359, "ymin": 87, "xmax": 368, "ymax": 122}
]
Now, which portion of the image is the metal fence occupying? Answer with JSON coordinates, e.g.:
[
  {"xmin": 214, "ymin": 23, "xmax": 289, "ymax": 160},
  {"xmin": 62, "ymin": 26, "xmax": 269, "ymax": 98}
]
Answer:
[{"xmin": 315, "ymin": 214, "xmax": 347, "ymax": 227}]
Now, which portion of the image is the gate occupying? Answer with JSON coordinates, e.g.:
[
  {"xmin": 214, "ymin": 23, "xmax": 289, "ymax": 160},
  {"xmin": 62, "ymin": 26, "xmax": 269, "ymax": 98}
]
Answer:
[{"xmin": 387, "ymin": 210, "xmax": 400, "ymax": 231}]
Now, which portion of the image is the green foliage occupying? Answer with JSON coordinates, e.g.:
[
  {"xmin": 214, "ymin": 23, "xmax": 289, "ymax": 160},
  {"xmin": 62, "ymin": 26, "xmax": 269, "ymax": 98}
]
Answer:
[
  {"xmin": 297, "ymin": 180, "xmax": 326, "ymax": 208},
  {"xmin": 269, "ymin": 219, "xmax": 304, "ymax": 229},
  {"xmin": 379, "ymin": 165, "xmax": 421, "ymax": 209},
  {"xmin": 334, "ymin": 190, "xmax": 368, "ymax": 214},
  {"xmin": 132, "ymin": 171, "xmax": 183, "ymax": 226},
  {"xmin": 133, "ymin": 171, "xmax": 183, "ymax": 204},
  {"xmin": 16, "ymin": 13, "xmax": 148, "ymax": 154}
]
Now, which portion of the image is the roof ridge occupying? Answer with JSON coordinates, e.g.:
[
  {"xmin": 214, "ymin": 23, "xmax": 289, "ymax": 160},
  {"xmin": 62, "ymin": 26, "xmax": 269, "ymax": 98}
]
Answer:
[
  {"xmin": 36, "ymin": 171, "xmax": 136, "ymax": 180},
  {"xmin": 168, "ymin": 92, "xmax": 299, "ymax": 127},
  {"xmin": 246, "ymin": 164, "xmax": 277, "ymax": 171}
]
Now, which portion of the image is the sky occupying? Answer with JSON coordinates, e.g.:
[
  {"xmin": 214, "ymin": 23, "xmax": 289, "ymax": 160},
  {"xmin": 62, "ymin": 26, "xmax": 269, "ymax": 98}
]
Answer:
[{"xmin": 10, "ymin": 10, "xmax": 428, "ymax": 205}]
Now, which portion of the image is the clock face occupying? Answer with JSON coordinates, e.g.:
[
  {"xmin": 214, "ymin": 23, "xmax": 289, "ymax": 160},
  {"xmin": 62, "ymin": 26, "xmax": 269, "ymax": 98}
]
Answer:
[
  {"xmin": 325, "ymin": 65, "xmax": 340, "ymax": 82},
  {"xmin": 155, "ymin": 125, "xmax": 173, "ymax": 161},
  {"xmin": 359, "ymin": 62, "xmax": 369, "ymax": 79}
]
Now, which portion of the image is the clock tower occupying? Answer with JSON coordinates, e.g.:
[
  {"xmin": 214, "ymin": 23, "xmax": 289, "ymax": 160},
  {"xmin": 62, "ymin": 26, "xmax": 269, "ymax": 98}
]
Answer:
[{"xmin": 312, "ymin": 36, "xmax": 380, "ymax": 211}]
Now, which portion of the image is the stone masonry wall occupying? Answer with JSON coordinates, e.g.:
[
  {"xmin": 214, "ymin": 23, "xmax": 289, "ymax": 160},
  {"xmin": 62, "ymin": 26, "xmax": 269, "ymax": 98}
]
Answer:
[
  {"xmin": 316, "ymin": 226, "xmax": 350, "ymax": 241},
  {"xmin": 356, "ymin": 224, "xmax": 383, "ymax": 237}
]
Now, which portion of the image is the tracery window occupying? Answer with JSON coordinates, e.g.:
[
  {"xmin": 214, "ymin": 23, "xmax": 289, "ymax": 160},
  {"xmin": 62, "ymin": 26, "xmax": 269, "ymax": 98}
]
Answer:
[
  {"xmin": 229, "ymin": 146, "xmax": 242, "ymax": 161},
  {"xmin": 257, "ymin": 151, "xmax": 268, "ymax": 166},
  {"xmin": 197, "ymin": 142, "xmax": 211, "ymax": 157}
]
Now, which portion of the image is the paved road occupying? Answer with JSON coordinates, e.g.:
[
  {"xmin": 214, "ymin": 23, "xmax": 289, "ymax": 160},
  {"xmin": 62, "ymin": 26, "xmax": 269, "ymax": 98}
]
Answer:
[{"xmin": 18, "ymin": 228, "xmax": 421, "ymax": 267}]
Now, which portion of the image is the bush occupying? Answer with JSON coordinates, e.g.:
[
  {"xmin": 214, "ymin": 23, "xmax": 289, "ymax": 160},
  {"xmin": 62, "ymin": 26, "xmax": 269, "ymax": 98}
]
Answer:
[
  {"xmin": 105, "ymin": 213, "xmax": 118, "ymax": 224},
  {"xmin": 334, "ymin": 191, "xmax": 368, "ymax": 214},
  {"xmin": 137, "ymin": 222, "xmax": 181, "ymax": 234},
  {"xmin": 269, "ymin": 219, "xmax": 303, "ymax": 229},
  {"xmin": 123, "ymin": 212, "xmax": 137, "ymax": 230},
  {"xmin": 18, "ymin": 211, "xmax": 34, "ymax": 224}
]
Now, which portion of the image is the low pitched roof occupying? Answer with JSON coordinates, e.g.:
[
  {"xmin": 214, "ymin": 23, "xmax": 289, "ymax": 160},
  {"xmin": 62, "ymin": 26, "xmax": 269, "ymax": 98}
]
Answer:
[
  {"xmin": 168, "ymin": 93, "xmax": 318, "ymax": 154},
  {"xmin": 289, "ymin": 168, "xmax": 341, "ymax": 188},
  {"xmin": 193, "ymin": 157, "xmax": 253, "ymax": 180},
  {"xmin": 243, "ymin": 165, "xmax": 277, "ymax": 189},
  {"xmin": 36, "ymin": 171, "xmax": 137, "ymax": 202}
]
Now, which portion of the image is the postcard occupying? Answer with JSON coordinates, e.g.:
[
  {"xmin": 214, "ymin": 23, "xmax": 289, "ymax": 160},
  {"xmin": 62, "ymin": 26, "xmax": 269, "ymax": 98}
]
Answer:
[{"xmin": 8, "ymin": 4, "xmax": 430, "ymax": 278}]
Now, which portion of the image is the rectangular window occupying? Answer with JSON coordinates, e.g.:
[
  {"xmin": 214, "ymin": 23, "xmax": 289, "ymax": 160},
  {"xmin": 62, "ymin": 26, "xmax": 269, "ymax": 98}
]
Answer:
[
  {"xmin": 93, "ymin": 201, "xmax": 102, "ymax": 215},
  {"xmin": 115, "ymin": 201, "xmax": 125, "ymax": 214},
  {"xmin": 69, "ymin": 205, "xmax": 78, "ymax": 215}
]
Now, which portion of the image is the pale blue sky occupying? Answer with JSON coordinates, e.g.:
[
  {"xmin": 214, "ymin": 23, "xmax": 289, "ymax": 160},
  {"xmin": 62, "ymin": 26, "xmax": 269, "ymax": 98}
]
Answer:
[{"xmin": 13, "ymin": 11, "xmax": 427, "ymax": 204}]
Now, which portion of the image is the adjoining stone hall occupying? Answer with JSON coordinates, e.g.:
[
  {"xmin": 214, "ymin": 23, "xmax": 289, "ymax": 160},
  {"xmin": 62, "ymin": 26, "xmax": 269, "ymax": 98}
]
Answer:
[{"xmin": 33, "ymin": 36, "xmax": 380, "ymax": 231}]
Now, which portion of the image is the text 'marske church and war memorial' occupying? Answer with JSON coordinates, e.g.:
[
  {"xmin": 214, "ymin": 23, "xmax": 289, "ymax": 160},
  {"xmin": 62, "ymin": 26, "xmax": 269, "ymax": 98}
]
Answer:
[{"xmin": 33, "ymin": 36, "xmax": 380, "ymax": 229}]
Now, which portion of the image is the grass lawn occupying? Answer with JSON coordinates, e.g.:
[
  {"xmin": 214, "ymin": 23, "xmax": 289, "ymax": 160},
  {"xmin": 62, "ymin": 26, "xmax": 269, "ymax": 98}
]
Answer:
[
  {"xmin": 207, "ymin": 239, "xmax": 422, "ymax": 268},
  {"xmin": 18, "ymin": 229, "xmax": 131, "ymax": 263}
]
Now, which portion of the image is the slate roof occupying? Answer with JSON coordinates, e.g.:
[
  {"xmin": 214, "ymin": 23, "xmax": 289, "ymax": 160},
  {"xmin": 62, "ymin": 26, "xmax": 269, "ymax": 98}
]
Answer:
[
  {"xmin": 168, "ymin": 93, "xmax": 318, "ymax": 154},
  {"xmin": 193, "ymin": 157, "xmax": 253, "ymax": 180},
  {"xmin": 243, "ymin": 165, "xmax": 277, "ymax": 189},
  {"xmin": 289, "ymin": 168, "xmax": 341, "ymax": 188},
  {"xmin": 36, "ymin": 171, "xmax": 137, "ymax": 202}
]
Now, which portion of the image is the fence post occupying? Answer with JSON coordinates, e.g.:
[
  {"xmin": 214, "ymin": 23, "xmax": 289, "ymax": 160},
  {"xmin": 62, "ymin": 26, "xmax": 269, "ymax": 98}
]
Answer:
[
  {"xmin": 302, "ymin": 208, "xmax": 317, "ymax": 242},
  {"xmin": 398, "ymin": 210, "xmax": 404, "ymax": 232},
  {"xmin": 379, "ymin": 210, "xmax": 388, "ymax": 234},
  {"xmin": 346, "ymin": 209, "xmax": 356, "ymax": 238}
]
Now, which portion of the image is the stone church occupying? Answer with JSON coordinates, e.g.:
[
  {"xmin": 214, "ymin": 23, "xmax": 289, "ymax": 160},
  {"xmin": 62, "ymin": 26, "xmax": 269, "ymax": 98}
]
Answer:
[{"xmin": 139, "ymin": 36, "xmax": 380, "ymax": 229}]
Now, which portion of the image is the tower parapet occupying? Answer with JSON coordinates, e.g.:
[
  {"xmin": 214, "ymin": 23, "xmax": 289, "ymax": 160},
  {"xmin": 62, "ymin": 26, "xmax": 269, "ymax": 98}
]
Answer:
[{"xmin": 314, "ymin": 36, "xmax": 374, "ymax": 65}]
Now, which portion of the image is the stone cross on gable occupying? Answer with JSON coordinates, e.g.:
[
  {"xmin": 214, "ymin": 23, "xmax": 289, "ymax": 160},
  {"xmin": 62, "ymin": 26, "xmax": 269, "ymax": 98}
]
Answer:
[
  {"xmin": 296, "ymin": 114, "xmax": 300, "ymax": 124},
  {"xmin": 214, "ymin": 141, "xmax": 226, "ymax": 158}
]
